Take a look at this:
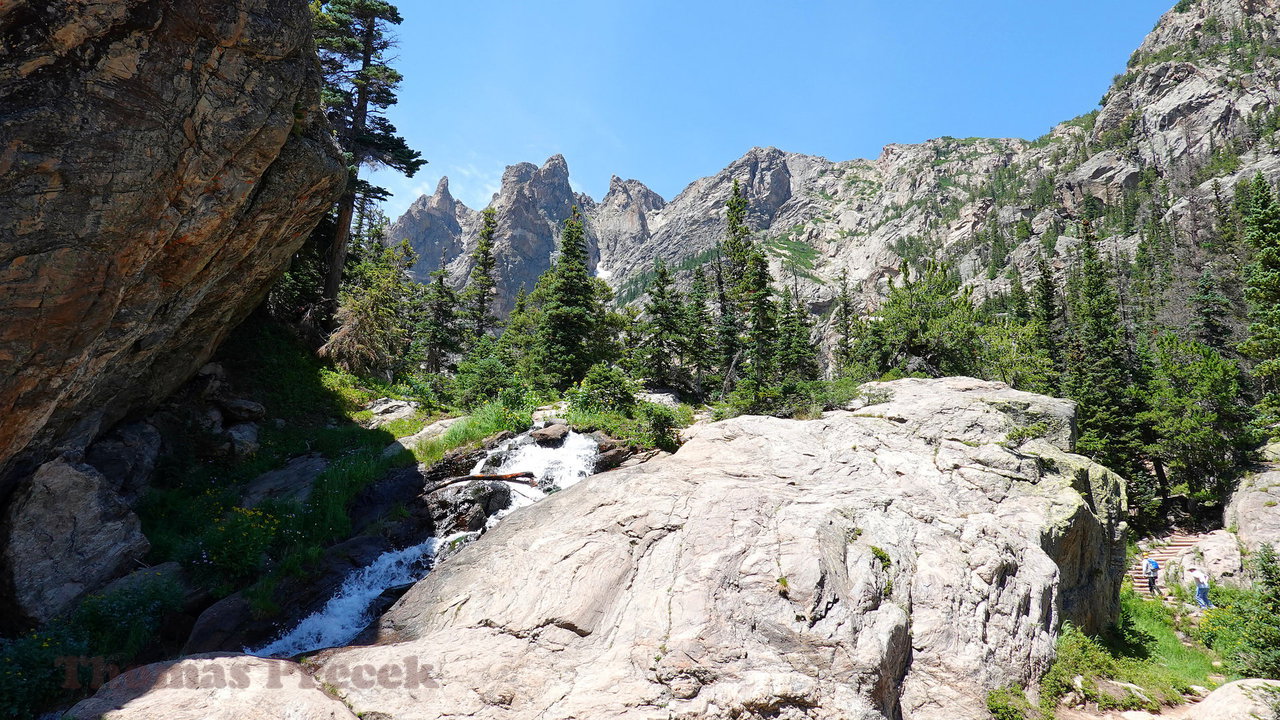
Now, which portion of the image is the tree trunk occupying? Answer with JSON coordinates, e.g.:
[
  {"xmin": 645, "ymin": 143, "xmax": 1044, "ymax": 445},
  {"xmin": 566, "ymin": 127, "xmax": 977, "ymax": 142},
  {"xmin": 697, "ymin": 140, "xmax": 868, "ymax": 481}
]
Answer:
[
  {"xmin": 322, "ymin": 18, "xmax": 377, "ymax": 323},
  {"xmin": 323, "ymin": 184, "xmax": 357, "ymax": 313}
]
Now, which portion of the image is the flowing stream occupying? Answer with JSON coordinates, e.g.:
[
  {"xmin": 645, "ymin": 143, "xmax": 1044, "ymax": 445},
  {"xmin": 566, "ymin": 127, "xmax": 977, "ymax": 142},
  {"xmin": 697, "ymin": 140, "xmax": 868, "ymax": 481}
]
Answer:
[{"xmin": 249, "ymin": 426, "xmax": 598, "ymax": 658}]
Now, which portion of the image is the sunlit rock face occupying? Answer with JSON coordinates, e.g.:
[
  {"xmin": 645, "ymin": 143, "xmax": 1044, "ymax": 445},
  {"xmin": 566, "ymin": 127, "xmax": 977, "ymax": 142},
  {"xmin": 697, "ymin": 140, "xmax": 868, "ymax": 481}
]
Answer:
[{"xmin": 293, "ymin": 377, "xmax": 1126, "ymax": 720}]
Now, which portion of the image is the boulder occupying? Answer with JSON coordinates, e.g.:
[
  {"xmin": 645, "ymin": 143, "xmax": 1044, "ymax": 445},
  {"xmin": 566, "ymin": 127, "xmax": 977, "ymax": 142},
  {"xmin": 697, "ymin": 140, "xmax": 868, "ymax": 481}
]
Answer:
[
  {"xmin": 217, "ymin": 397, "xmax": 267, "ymax": 423},
  {"xmin": 292, "ymin": 378, "xmax": 1126, "ymax": 720},
  {"xmin": 65, "ymin": 654, "xmax": 359, "ymax": 720},
  {"xmin": 241, "ymin": 453, "xmax": 328, "ymax": 508},
  {"xmin": 1176, "ymin": 679, "xmax": 1280, "ymax": 720},
  {"xmin": 226, "ymin": 423, "xmax": 260, "ymax": 457},
  {"xmin": 425, "ymin": 480, "xmax": 513, "ymax": 535},
  {"xmin": 1225, "ymin": 451, "xmax": 1280, "ymax": 553},
  {"xmin": 363, "ymin": 398, "xmax": 420, "ymax": 429},
  {"xmin": 383, "ymin": 416, "xmax": 463, "ymax": 458},
  {"xmin": 530, "ymin": 423, "xmax": 570, "ymax": 447},
  {"xmin": 0, "ymin": 458, "xmax": 149, "ymax": 625},
  {"xmin": 1164, "ymin": 530, "xmax": 1246, "ymax": 588},
  {"xmin": 638, "ymin": 391, "xmax": 681, "ymax": 408},
  {"xmin": 85, "ymin": 421, "xmax": 163, "ymax": 502}
]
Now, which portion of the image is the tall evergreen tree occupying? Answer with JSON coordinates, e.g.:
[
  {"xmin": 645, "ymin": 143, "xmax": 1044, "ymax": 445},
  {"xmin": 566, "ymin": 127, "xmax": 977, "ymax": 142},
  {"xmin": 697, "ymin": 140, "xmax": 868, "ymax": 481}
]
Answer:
[
  {"xmin": 314, "ymin": 0, "xmax": 425, "ymax": 312},
  {"xmin": 1032, "ymin": 254, "xmax": 1062, "ymax": 378},
  {"xmin": 777, "ymin": 286, "xmax": 820, "ymax": 383},
  {"xmin": 1007, "ymin": 268, "xmax": 1031, "ymax": 322},
  {"xmin": 833, "ymin": 270, "xmax": 856, "ymax": 374},
  {"xmin": 639, "ymin": 259, "xmax": 686, "ymax": 387},
  {"xmin": 742, "ymin": 249, "xmax": 778, "ymax": 385},
  {"xmin": 535, "ymin": 207, "xmax": 605, "ymax": 390},
  {"xmin": 723, "ymin": 180, "xmax": 753, "ymax": 287},
  {"xmin": 682, "ymin": 267, "xmax": 717, "ymax": 390},
  {"xmin": 412, "ymin": 260, "xmax": 460, "ymax": 374},
  {"xmin": 459, "ymin": 208, "xmax": 499, "ymax": 347},
  {"xmin": 1143, "ymin": 332, "xmax": 1253, "ymax": 503},
  {"xmin": 1190, "ymin": 266, "xmax": 1232, "ymax": 351},
  {"xmin": 1241, "ymin": 172, "xmax": 1280, "ymax": 426},
  {"xmin": 713, "ymin": 262, "xmax": 743, "ymax": 393},
  {"xmin": 1062, "ymin": 219, "xmax": 1149, "ymax": 491}
]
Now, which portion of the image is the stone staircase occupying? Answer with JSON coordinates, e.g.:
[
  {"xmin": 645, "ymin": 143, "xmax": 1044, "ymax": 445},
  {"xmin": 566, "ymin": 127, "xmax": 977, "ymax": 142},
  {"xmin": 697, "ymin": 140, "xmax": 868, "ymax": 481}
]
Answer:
[{"xmin": 1128, "ymin": 533, "xmax": 1201, "ymax": 595}]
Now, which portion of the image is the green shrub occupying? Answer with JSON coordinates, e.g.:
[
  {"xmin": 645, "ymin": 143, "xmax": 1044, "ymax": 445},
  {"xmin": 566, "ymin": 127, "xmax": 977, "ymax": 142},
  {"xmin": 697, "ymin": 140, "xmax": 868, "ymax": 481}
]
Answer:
[
  {"xmin": 567, "ymin": 363, "xmax": 637, "ymax": 414},
  {"xmin": 192, "ymin": 506, "xmax": 280, "ymax": 584},
  {"xmin": 986, "ymin": 685, "xmax": 1031, "ymax": 720},
  {"xmin": 1196, "ymin": 544, "xmax": 1280, "ymax": 678},
  {"xmin": 73, "ymin": 573, "xmax": 184, "ymax": 661}
]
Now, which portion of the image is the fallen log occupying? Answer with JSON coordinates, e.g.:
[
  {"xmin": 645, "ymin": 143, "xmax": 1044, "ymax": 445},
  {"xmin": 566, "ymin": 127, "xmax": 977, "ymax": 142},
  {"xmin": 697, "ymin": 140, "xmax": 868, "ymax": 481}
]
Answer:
[{"xmin": 424, "ymin": 471, "xmax": 537, "ymax": 495}]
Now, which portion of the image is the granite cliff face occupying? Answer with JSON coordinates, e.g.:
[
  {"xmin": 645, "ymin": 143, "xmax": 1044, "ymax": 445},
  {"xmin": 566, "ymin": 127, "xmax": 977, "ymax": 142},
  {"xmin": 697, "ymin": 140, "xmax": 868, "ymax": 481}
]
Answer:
[
  {"xmin": 390, "ymin": 0, "xmax": 1280, "ymax": 328},
  {"xmin": 391, "ymin": 155, "xmax": 596, "ymax": 315},
  {"xmin": 0, "ymin": 0, "xmax": 345, "ymax": 625}
]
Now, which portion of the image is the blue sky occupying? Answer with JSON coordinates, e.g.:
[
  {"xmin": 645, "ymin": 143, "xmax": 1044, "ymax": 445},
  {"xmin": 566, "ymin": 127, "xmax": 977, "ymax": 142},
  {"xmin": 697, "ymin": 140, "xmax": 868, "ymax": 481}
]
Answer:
[{"xmin": 369, "ymin": 0, "xmax": 1175, "ymax": 218}]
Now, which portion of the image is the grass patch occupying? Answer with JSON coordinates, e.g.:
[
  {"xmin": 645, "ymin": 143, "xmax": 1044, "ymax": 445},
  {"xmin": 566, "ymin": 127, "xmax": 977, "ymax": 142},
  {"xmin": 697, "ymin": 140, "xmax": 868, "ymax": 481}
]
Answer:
[
  {"xmin": 411, "ymin": 398, "xmax": 534, "ymax": 465},
  {"xmin": 564, "ymin": 402, "xmax": 694, "ymax": 453},
  {"xmin": 1040, "ymin": 587, "xmax": 1222, "ymax": 714}
]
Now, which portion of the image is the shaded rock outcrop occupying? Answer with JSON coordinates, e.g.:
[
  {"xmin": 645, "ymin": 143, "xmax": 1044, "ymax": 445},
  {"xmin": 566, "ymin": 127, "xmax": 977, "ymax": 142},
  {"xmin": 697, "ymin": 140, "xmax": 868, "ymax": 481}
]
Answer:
[
  {"xmin": 263, "ymin": 377, "xmax": 1124, "ymax": 720},
  {"xmin": 0, "ymin": 0, "xmax": 345, "ymax": 625},
  {"xmin": 1, "ymin": 458, "xmax": 150, "ymax": 624}
]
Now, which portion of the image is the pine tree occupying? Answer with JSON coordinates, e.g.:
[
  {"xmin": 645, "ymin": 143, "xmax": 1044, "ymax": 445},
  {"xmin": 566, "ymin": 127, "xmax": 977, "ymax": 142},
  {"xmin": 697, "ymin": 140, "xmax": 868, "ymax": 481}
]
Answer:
[
  {"xmin": 1190, "ymin": 266, "xmax": 1232, "ymax": 351},
  {"xmin": 742, "ymin": 249, "xmax": 778, "ymax": 385},
  {"xmin": 412, "ymin": 260, "xmax": 460, "ymax": 374},
  {"xmin": 776, "ymin": 286, "xmax": 820, "ymax": 384},
  {"xmin": 682, "ymin": 266, "xmax": 716, "ymax": 390},
  {"xmin": 639, "ymin": 259, "xmax": 686, "ymax": 387},
  {"xmin": 1143, "ymin": 333, "xmax": 1252, "ymax": 502},
  {"xmin": 832, "ymin": 270, "xmax": 856, "ymax": 374},
  {"xmin": 1241, "ymin": 173, "xmax": 1280, "ymax": 426},
  {"xmin": 314, "ymin": 0, "xmax": 425, "ymax": 312},
  {"xmin": 713, "ymin": 262, "xmax": 742, "ymax": 393},
  {"xmin": 1007, "ymin": 268, "xmax": 1031, "ymax": 322},
  {"xmin": 459, "ymin": 208, "xmax": 499, "ymax": 347},
  {"xmin": 723, "ymin": 180, "xmax": 753, "ymax": 287},
  {"xmin": 1032, "ymin": 254, "xmax": 1061, "ymax": 377},
  {"xmin": 535, "ymin": 207, "xmax": 605, "ymax": 390},
  {"xmin": 1062, "ymin": 220, "xmax": 1149, "ymax": 490},
  {"xmin": 319, "ymin": 240, "xmax": 418, "ymax": 379}
]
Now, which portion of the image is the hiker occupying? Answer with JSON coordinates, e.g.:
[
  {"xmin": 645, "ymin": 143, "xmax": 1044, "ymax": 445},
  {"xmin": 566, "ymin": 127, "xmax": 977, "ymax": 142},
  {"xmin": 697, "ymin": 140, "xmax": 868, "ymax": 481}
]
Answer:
[
  {"xmin": 1188, "ymin": 566, "xmax": 1214, "ymax": 609},
  {"xmin": 1142, "ymin": 553, "xmax": 1159, "ymax": 595}
]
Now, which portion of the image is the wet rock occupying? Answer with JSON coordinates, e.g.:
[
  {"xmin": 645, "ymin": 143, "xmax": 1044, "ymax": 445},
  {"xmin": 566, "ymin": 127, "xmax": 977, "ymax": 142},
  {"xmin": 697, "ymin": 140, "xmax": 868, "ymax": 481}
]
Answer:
[
  {"xmin": 426, "ymin": 480, "xmax": 513, "ymax": 535},
  {"xmin": 530, "ymin": 423, "xmax": 570, "ymax": 448},
  {"xmin": 1, "ymin": 459, "xmax": 149, "ymax": 626},
  {"xmin": 593, "ymin": 447, "xmax": 632, "ymax": 473},
  {"xmin": 242, "ymin": 453, "xmax": 327, "ymax": 508}
]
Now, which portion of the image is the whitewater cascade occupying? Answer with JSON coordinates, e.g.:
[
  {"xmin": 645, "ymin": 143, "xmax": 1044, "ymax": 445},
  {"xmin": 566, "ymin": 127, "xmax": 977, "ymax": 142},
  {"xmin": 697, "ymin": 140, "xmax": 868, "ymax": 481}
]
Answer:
[{"xmin": 249, "ymin": 425, "xmax": 598, "ymax": 658}]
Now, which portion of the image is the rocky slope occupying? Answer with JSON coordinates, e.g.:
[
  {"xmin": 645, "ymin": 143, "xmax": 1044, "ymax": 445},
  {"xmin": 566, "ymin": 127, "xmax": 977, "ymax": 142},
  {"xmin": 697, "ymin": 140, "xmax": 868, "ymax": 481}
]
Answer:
[
  {"xmin": 0, "ymin": 0, "xmax": 345, "ymax": 626},
  {"xmin": 390, "ymin": 0, "xmax": 1280, "ymax": 330},
  {"xmin": 70, "ymin": 378, "xmax": 1129, "ymax": 720}
]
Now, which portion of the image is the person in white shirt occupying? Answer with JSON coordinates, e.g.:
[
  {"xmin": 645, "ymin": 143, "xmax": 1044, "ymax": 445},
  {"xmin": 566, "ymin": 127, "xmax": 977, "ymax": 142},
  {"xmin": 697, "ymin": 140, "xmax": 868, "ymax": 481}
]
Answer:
[{"xmin": 1188, "ymin": 567, "xmax": 1213, "ymax": 609}]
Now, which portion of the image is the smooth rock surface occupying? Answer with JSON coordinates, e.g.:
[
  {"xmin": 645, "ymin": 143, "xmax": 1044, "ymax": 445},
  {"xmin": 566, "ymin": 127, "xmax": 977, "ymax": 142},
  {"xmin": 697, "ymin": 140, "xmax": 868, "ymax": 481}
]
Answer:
[
  {"xmin": 294, "ymin": 378, "xmax": 1127, "ymax": 720},
  {"xmin": 65, "ymin": 654, "xmax": 358, "ymax": 720},
  {"xmin": 1226, "ymin": 447, "xmax": 1280, "ymax": 553}
]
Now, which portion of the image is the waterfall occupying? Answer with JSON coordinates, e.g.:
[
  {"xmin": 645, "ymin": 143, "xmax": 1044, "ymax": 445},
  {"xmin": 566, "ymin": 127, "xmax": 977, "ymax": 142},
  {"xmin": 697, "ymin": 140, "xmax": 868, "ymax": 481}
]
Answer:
[{"xmin": 248, "ymin": 426, "xmax": 598, "ymax": 658}]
